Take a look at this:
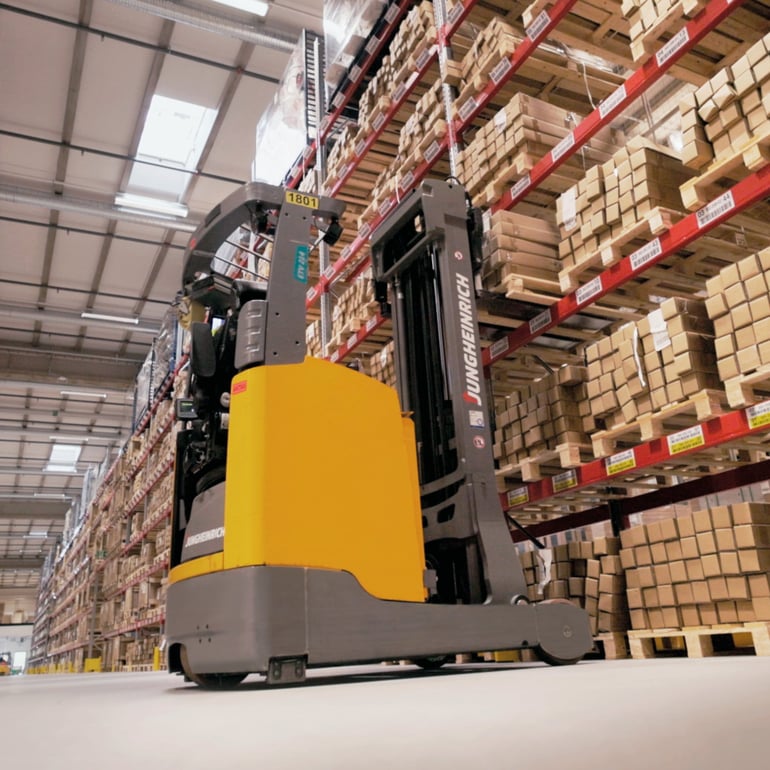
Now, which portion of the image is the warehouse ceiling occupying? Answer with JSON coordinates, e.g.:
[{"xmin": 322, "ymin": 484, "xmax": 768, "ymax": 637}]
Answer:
[{"xmin": 0, "ymin": 0, "xmax": 323, "ymax": 593}]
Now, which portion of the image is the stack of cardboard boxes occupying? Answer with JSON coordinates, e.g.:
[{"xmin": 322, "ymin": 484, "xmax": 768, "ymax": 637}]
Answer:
[{"xmin": 367, "ymin": 340, "xmax": 397, "ymax": 389}]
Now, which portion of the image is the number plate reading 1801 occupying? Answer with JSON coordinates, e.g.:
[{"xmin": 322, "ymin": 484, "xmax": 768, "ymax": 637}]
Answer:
[{"xmin": 285, "ymin": 191, "xmax": 319, "ymax": 209}]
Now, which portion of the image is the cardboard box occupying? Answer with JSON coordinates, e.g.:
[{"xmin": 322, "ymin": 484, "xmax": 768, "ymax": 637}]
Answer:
[
  {"xmin": 642, "ymin": 586, "xmax": 659, "ymax": 607},
  {"xmin": 748, "ymin": 573, "xmax": 770, "ymax": 597},
  {"xmin": 599, "ymin": 573, "xmax": 625, "ymax": 594},
  {"xmin": 696, "ymin": 530, "xmax": 718, "ymax": 555},
  {"xmin": 661, "ymin": 607, "xmax": 681, "ymax": 628},
  {"xmin": 669, "ymin": 560, "xmax": 688, "ymax": 584},
  {"xmin": 586, "ymin": 558, "xmax": 601, "ymax": 580},
  {"xmin": 635, "ymin": 545, "xmax": 653, "ymax": 566},
  {"xmin": 734, "ymin": 524, "xmax": 770, "ymax": 549},
  {"xmin": 680, "ymin": 605, "xmax": 700, "ymax": 627},
  {"xmin": 739, "ymin": 548, "xmax": 770, "ymax": 573},
  {"xmin": 719, "ymin": 551, "xmax": 741, "ymax": 575},
  {"xmin": 732, "ymin": 502, "xmax": 770, "ymax": 525},
  {"xmin": 630, "ymin": 608, "xmax": 648, "ymax": 629},
  {"xmin": 620, "ymin": 548, "xmax": 636, "ymax": 570},
  {"xmin": 702, "ymin": 553, "xmax": 722, "ymax": 577},
  {"xmin": 681, "ymin": 537, "xmax": 700, "ymax": 560},
  {"xmin": 699, "ymin": 603, "xmax": 719, "ymax": 625},
  {"xmin": 645, "ymin": 520, "xmax": 664, "ymax": 543},
  {"xmin": 627, "ymin": 586, "xmax": 644, "ymax": 609},
  {"xmin": 593, "ymin": 535, "xmax": 620, "ymax": 556},
  {"xmin": 736, "ymin": 600, "xmax": 756, "ymax": 623},
  {"xmin": 653, "ymin": 563, "xmax": 672, "ymax": 585},
  {"xmin": 650, "ymin": 542, "xmax": 669, "ymax": 564},
  {"xmin": 665, "ymin": 540, "xmax": 684, "ymax": 561},
  {"xmin": 708, "ymin": 576, "xmax": 729, "ymax": 601},
  {"xmin": 598, "ymin": 592, "xmax": 628, "ymax": 614},
  {"xmin": 753, "ymin": 596, "xmax": 770, "ymax": 621},
  {"xmin": 692, "ymin": 509, "xmax": 713, "ymax": 533},
  {"xmin": 717, "ymin": 601, "xmax": 739, "ymax": 624},
  {"xmin": 658, "ymin": 584, "xmax": 676, "ymax": 606},
  {"xmin": 584, "ymin": 576, "xmax": 600, "ymax": 598},
  {"xmin": 675, "ymin": 583, "xmax": 695, "ymax": 605},
  {"xmin": 715, "ymin": 528, "xmax": 737, "ymax": 551},
  {"xmin": 710, "ymin": 505, "xmax": 733, "ymax": 529},
  {"xmin": 568, "ymin": 577, "xmax": 585, "ymax": 596},
  {"xmin": 637, "ymin": 565, "xmax": 655, "ymax": 588},
  {"xmin": 659, "ymin": 517, "xmax": 680, "ymax": 541},
  {"xmin": 726, "ymin": 576, "xmax": 749, "ymax": 600},
  {"xmin": 600, "ymin": 555, "xmax": 623, "ymax": 575},
  {"xmin": 686, "ymin": 559, "xmax": 706, "ymax": 582},
  {"xmin": 646, "ymin": 608, "xmax": 664, "ymax": 629}
]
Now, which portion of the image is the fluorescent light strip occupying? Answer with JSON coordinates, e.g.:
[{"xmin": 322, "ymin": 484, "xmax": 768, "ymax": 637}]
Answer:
[
  {"xmin": 114, "ymin": 192, "xmax": 189, "ymax": 218},
  {"xmin": 60, "ymin": 390, "xmax": 107, "ymax": 399},
  {"xmin": 81, "ymin": 312, "xmax": 139, "ymax": 325},
  {"xmin": 210, "ymin": 0, "xmax": 269, "ymax": 15}
]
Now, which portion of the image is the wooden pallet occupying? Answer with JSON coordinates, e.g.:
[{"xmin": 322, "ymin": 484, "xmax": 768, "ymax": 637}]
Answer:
[
  {"xmin": 590, "ymin": 388, "xmax": 728, "ymax": 458},
  {"xmin": 630, "ymin": 0, "xmax": 707, "ymax": 62},
  {"xmin": 628, "ymin": 623, "xmax": 770, "ymax": 659},
  {"xmin": 560, "ymin": 207, "xmax": 683, "ymax": 293},
  {"xmin": 497, "ymin": 441, "xmax": 594, "ymax": 483},
  {"xmin": 724, "ymin": 365, "xmax": 770, "ymax": 409},
  {"xmin": 592, "ymin": 631, "xmax": 630, "ymax": 660},
  {"xmin": 680, "ymin": 126, "xmax": 770, "ymax": 212}
]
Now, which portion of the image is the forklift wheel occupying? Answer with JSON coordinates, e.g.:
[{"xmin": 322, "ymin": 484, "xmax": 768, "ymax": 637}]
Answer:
[
  {"xmin": 533, "ymin": 646, "xmax": 581, "ymax": 667},
  {"xmin": 180, "ymin": 646, "xmax": 247, "ymax": 689},
  {"xmin": 414, "ymin": 655, "xmax": 450, "ymax": 670}
]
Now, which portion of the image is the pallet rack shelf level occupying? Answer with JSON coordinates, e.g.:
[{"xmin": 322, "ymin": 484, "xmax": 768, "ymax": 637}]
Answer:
[
  {"xmin": 305, "ymin": 0, "xmax": 578, "ymax": 309},
  {"xmin": 328, "ymin": 312, "xmax": 388, "ymax": 363},
  {"xmin": 483, "ymin": 160, "xmax": 770, "ymax": 367},
  {"xmin": 501, "ymin": 397, "xmax": 770, "ymax": 512},
  {"xmin": 285, "ymin": 0, "xmax": 413, "ymax": 190},
  {"xmin": 490, "ymin": 0, "xmax": 749, "ymax": 217},
  {"xmin": 103, "ymin": 558, "xmax": 169, "ymax": 602},
  {"xmin": 119, "ymin": 502, "xmax": 173, "ymax": 559}
]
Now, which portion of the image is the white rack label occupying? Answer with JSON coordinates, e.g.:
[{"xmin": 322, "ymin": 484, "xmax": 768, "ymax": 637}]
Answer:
[
  {"xmin": 630, "ymin": 237, "xmax": 662, "ymax": 270},
  {"xmin": 306, "ymin": 287, "xmax": 316, "ymax": 301},
  {"xmin": 529, "ymin": 308, "xmax": 552, "ymax": 334},
  {"xmin": 350, "ymin": 64, "xmax": 362, "ymax": 82},
  {"xmin": 323, "ymin": 265, "xmax": 334, "ymax": 279},
  {"xmin": 303, "ymin": 144, "xmax": 315, "ymax": 159},
  {"xmin": 330, "ymin": 350, "xmax": 340, "ymax": 363},
  {"xmin": 416, "ymin": 46, "xmax": 431, "ymax": 70},
  {"xmin": 459, "ymin": 97, "xmax": 478, "ymax": 123},
  {"xmin": 667, "ymin": 424, "xmax": 705, "ymax": 455},
  {"xmin": 696, "ymin": 191, "xmax": 735, "ymax": 230},
  {"xmin": 648, "ymin": 308, "xmax": 670, "ymax": 352},
  {"xmin": 341, "ymin": 245, "xmax": 352, "ymax": 259},
  {"xmin": 355, "ymin": 139, "xmax": 367, "ymax": 157},
  {"xmin": 551, "ymin": 132, "xmax": 575, "ymax": 163},
  {"xmin": 372, "ymin": 112, "xmax": 386, "ymax": 131},
  {"xmin": 599, "ymin": 84, "xmax": 627, "ymax": 120},
  {"xmin": 489, "ymin": 337, "xmax": 510, "ymax": 359},
  {"xmin": 424, "ymin": 140, "xmax": 441, "ymax": 163},
  {"xmin": 576, "ymin": 276, "xmax": 602, "ymax": 305},
  {"xmin": 747, "ymin": 400, "xmax": 770, "ymax": 430},
  {"xmin": 526, "ymin": 9, "xmax": 551, "ymax": 41},
  {"xmin": 490, "ymin": 57, "xmax": 513, "ymax": 85},
  {"xmin": 378, "ymin": 198, "xmax": 394, "ymax": 217},
  {"xmin": 360, "ymin": 222, "xmax": 372, "ymax": 238},
  {"xmin": 347, "ymin": 333, "xmax": 358, "ymax": 348},
  {"xmin": 656, "ymin": 27, "xmax": 690, "ymax": 67},
  {"xmin": 447, "ymin": 3, "xmax": 464, "ymax": 25},
  {"xmin": 385, "ymin": 4, "xmax": 399, "ymax": 23},
  {"xmin": 365, "ymin": 36, "xmax": 379, "ymax": 55},
  {"xmin": 399, "ymin": 170, "xmax": 416, "ymax": 191},
  {"xmin": 553, "ymin": 469, "xmax": 578, "ymax": 492},
  {"xmin": 340, "ymin": 162, "xmax": 352, "ymax": 179},
  {"xmin": 332, "ymin": 92, "xmax": 344, "ymax": 108},
  {"xmin": 606, "ymin": 449, "xmax": 636, "ymax": 475},
  {"xmin": 393, "ymin": 81, "xmax": 407, "ymax": 102},
  {"xmin": 366, "ymin": 316, "xmax": 378, "ymax": 332},
  {"xmin": 494, "ymin": 109, "xmax": 508, "ymax": 133},
  {"xmin": 507, "ymin": 486, "xmax": 529, "ymax": 507},
  {"xmin": 510, "ymin": 173, "xmax": 531, "ymax": 200}
]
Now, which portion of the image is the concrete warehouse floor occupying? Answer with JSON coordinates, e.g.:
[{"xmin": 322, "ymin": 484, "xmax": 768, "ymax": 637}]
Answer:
[{"xmin": 2, "ymin": 657, "xmax": 767, "ymax": 769}]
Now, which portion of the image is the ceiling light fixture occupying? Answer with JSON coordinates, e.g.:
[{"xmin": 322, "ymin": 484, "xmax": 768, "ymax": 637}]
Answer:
[
  {"xmin": 81, "ymin": 311, "xmax": 139, "ymax": 325},
  {"xmin": 60, "ymin": 390, "xmax": 108, "ymax": 400},
  {"xmin": 24, "ymin": 532, "xmax": 49, "ymax": 539},
  {"xmin": 210, "ymin": 0, "xmax": 269, "ymax": 15},
  {"xmin": 48, "ymin": 436, "xmax": 89, "ymax": 443},
  {"xmin": 114, "ymin": 192, "xmax": 189, "ymax": 218}
]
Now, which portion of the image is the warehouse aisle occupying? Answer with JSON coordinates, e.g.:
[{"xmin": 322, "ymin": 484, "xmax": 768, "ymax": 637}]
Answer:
[{"xmin": 1, "ymin": 657, "xmax": 767, "ymax": 769}]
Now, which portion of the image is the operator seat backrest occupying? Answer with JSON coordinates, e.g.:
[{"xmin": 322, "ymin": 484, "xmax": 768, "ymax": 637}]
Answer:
[{"xmin": 190, "ymin": 322, "xmax": 216, "ymax": 379}]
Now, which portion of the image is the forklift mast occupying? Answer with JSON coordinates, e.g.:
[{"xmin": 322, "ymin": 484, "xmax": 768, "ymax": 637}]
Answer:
[{"xmin": 371, "ymin": 180, "xmax": 528, "ymax": 606}]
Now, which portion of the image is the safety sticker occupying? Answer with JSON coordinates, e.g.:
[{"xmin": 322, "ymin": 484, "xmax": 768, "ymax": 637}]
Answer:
[
  {"xmin": 232, "ymin": 380, "xmax": 248, "ymax": 395},
  {"xmin": 553, "ymin": 469, "xmax": 578, "ymax": 492},
  {"xmin": 469, "ymin": 410, "xmax": 485, "ymax": 428},
  {"xmin": 606, "ymin": 449, "xmax": 636, "ymax": 475},
  {"xmin": 507, "ymin": 486, "xmax": 529, "ymax": 507},
  {"xmin": 747, "ymin": 400, "xmax": 770, "ymax": 430}
]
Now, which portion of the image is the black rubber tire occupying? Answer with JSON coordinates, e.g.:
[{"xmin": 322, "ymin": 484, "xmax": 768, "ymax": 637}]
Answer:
[
  {"xmin": 180, "ymin": 646, "xmax": 247, "ymax": 689},
  {"xmin": 414, "ymin": 655, "xmax": 451, "ymax": 670},
  {"xmin": 534, "ymin": 646, "xmax": 582, "ymax": 667}
]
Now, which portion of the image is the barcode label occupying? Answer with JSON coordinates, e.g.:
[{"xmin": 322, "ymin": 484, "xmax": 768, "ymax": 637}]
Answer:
[
  {"xmin": 459, "ymin": 97, "xmax": 478, "ymax": 122},
  {"xmin": 507, "ymin": 486, "xmax": 529, "ymax": 507},
  {"xmin": 526, "ymin": 9, "xmax": 550, "ymax": 41},
  {"xmin": 385, "ymin": 4, "xmax": 399, "ymax": 23},
  {"xmin": 366, "ymin": 316, "xmax": 378, "ymax": 332},
  {"xmin": 424, "ymin": 140, "xmax": 441, "ymax": 163},
  {"xmin": 355, "ymin": 139, "xmax": 366, "ymax": 157},
  {"xmin": 696, "ymin": 191, "xmax": 735, "ymax": 229},
  {"xmin": 510, "ymin": 173, "xmax": 531, "ymax": 200},
  {"xmin": 490, "ymin": 57, "xmax": 513, "ymax": 85},
  {"xmin": 576, "ymin": 276, "xmax": 602, "ymax": 305},
  {"xmin": 393, "ymin": 82, "xmax": 407, "ymax": 102},
  {"xmin": 667, "ymin": 424, "xmax": 705, "ymax": 455},
  {"xmin": 656, "ymin": 27, "xmax": 689, "ymax": 67},
  {"xmin": 373, "ymin": 113, "xmax": 386, "ymax": 131},
  {"xmin": 360, "ymin": 222, "xmax": 372, "ymax": 238},
  {"xmin": 606, "ymin": 449, "xmax": 636, "ymax": 475},
  {"xmin": 630, "ymin": 237, "xmax": 662, "ymax": 270},
  {"xmin": 399, "ymin": 170, "xmax": 415, "ymax": 191},
  {"xmin": 551, "ymin": 132, "xmax": 575, "ymax": 162},
  {"xmin": 365, "ymin": 36, "xmax": 379, "ymax": 54},
  {"xmin": 489, "ymin": 337, "xmax": 510, "ymax": 359},
  {"xmin": 447, "ymin": 3, "xmax": 464, "ymax": 24},
  {"xmin": 529, "ymin": 308, "xmax": 552, "ymax": 334},
  {"xmin": 599, "ymin": 84, "xmax": 627, "ymax": 120},
  {"xmin": 378, "ymin": 198, "xmax": 394, "ymax": 217}
]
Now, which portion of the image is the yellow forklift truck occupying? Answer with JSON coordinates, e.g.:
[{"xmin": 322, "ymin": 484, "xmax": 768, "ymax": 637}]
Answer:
[{"xmin": 165, "ymin": 180, "xmax": 592, "ymax": 687}]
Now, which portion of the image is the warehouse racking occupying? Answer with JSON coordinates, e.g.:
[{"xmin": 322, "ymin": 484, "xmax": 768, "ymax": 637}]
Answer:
[{"xmin": 28, "ymin": 0, "xmax": 770, "ymax": 670}]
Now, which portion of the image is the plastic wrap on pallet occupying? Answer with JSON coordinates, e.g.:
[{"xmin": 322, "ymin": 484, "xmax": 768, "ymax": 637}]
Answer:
[
  {"xmin": 252, "ymin": 39, "xmax": 309, "ymax": 185},
  {"xmin": 132, "ymin": 349, "xmax": 154, "ymax": 430},
  {"xmin": 151, "ymin": 307, "xmax": 182, "ymax": 400},
  {"xmin": 324, "ymin": 0, "xmax": 387, "ymax": 89}
]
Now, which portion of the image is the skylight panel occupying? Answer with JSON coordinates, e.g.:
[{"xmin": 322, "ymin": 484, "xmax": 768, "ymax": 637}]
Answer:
[{"xmin": 45, "ymin": 443, "xmax": 81, "ymax": 473}]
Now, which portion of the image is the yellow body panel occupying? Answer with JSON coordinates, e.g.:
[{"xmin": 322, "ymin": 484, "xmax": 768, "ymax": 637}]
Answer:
[
  {"xmin": 220, "ymin": 358, "xmax": 426, "ymax": 602},
  {"xmin": 169, "ymin": 553, "xmax": 224, "ymax": 585}
]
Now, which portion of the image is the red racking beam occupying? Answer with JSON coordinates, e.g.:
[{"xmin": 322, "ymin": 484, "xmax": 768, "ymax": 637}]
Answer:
[
  {"xmin": 484, "ymin": 161, "xmax": 770, "ymax": 367},
  {"xmin": 491, "ymin": 0, "xmax": 747, "ymax": 216},
  {"xmin": 305, "ymin": 0, "xmax": 578, "ymax": 309},
  {"xmin": 327, "ymin": 312, "xmax": 387, "ymax": 363},
  {"xmin": 500, "ymin": 397, "xmax": 770, "ymax": 512},
  {"xmin": 285, "ymin": 0, "xmax": 413, "ymax": 191}
]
